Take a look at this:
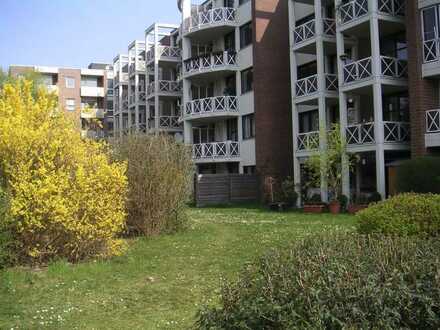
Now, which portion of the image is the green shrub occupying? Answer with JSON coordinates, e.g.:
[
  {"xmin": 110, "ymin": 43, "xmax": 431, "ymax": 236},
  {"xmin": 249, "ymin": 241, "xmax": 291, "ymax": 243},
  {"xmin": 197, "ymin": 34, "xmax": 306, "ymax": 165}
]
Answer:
[
  {"xmin": 281, "ymin": 177, "xmax": 298, "ymax": 206},
  {"xmin": 357, "ymin": 193, "xmax": 440, "ymax": 236},
  {"xmin": 338, "ymin": 194, "xmax": 348, "ymax": 211},
  {"xmin": 112, "ymin": 134, "xmax": 193, "ymax": 236},
  {"xmin": 196, "ymin": 234, "xmax": 440, "ymax": 329},
  {"xmin": 368, "ymin": 191, "xmax": 382, "ymax": 203},
  {"xmin": 396, "ymin": 157, "xmax": 440, "ymax": 194}
]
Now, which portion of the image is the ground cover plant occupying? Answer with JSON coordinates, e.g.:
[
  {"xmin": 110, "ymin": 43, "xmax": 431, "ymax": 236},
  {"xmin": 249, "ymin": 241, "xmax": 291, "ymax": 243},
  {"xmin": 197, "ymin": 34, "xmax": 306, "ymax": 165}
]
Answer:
[
  {"xmin": 0, "ymin": 206, "xmax": 355, "ymax": 329},
  {"xmin": 196, "ymin": 233, "xmax": 440, "ymax": 329}
]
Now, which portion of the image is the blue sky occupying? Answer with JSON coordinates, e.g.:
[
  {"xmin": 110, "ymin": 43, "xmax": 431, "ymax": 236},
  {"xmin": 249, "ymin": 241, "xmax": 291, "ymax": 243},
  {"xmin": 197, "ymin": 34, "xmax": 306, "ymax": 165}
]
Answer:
[{"xmin": 0, "ymin": 0, "xmax": 180, "ymax": 70}]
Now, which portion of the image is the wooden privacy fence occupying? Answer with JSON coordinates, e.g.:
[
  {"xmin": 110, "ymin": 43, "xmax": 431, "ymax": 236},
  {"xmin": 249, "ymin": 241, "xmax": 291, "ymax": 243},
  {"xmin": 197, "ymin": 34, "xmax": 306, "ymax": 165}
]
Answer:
[{"xmin": 194, "ymin": 174, "xmax": 259, "ymax": 207}]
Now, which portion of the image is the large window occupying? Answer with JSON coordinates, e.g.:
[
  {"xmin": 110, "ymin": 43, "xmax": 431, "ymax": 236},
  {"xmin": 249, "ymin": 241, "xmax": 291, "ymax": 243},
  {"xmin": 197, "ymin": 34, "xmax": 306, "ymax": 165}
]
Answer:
[
  {"xmin": 380, "ymin": 33, "xmax": 407, "ymax": 60},
  {"xmin": 422, "ymin": 6, "xmax": 440, "ymax": 62},
  {"xmin": 65, "ymin": 76, "xmax": 75, "ymax": 89},
  {"xmin": 240, "ymin": 22, "xmax": 253, "ymax": 49},
  {"xmin": 299, "ymin": 110, "xmax": 319, "ymax": 133},
  {"xmin": 65, "ymin": 99, "xmax": 76, "ymax": 112},
  {"xmin": 241, "ymin": 67, "xmax": 253, "ymax": 94},
  {"xmin": 193, "ymin": 125, "xmax": 215, "ymax": 144},
  {"xmin": 224, "ymin": 31, "xmax": 236, "ymax": 52},
  {"xmin": 227, "ymin": 119, "xmax": 238, "ymax": 141},
  {"xmin": 239, "ymin": 0, "xmax": 250, "ymax": 5},
  {"xmin": 81, "ymin": 77, "xmax": 99, "ymax": 87},
  {"xmin": 382, "ymin": 93, "xmax": 409, "ymax": 122},
  {"xmin": 242, "ymin": 114, "xmax": 255, "ymax": 140}
]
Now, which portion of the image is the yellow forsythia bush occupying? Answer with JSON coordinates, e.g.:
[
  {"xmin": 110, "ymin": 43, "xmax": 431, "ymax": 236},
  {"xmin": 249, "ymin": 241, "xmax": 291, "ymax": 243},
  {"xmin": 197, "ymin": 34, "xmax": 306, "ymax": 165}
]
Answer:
[{"xmin": 0, "ymin": 79, "xmax": 128, "ymax": 264}]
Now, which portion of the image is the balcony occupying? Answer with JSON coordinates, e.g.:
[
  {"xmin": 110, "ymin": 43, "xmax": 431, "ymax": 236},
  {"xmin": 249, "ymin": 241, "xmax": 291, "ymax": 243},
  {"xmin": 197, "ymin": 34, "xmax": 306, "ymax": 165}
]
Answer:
[
  {"xmin": 129, "ymin": 91, "xmax": 146, "ymax": 105},
  {"xmin": 183, "ymin": 51, "xmax": 237, "ymax": 78},
  {"xmin": 183, "ymin": 7, "xmax": 237, "ymax": 36},
  {"xmin": 293, "ymin": 18, "xmax": 336, "ymax": 45},
  {"xmin": 184, "ymin": 96, "xmax": 239, "ymax": 119},
  {"xmin": 149, "ymin": 116, "xmax": 181, "ymax": 130},
  {"xmin": 380, "ymin": 56, "xmax": 407, "ymax": 79},
  {"xmin": 426, "ymin": 109, "xmax": 440, "ymax": 147},
  {"xmin": 192, "ymin": 141, "xmax": 240, "ymax": 161},
  {"xmin": 297, "ymin": 131, "xmax": 320, "ymax": 151},
  {"xmin": 346, "ymin": 121, "xmax": 409, "ymax": 146},
  {"xmin": 147, "ymin": 80, "xmax": 181, "ymax": 97},
  {"xmin": 115, "ymin": 73, "xmax": 128, "ymax": 85},
  {"xmin": 146, "ymin": 46, "xmax": 181, "ymax": 63},
  {"xmin": 295, "ymin": 74, "xmax": 338, "ymax": 98},
  {"xmin": 80, "ymin": 86, "xmax": 105, "ymax": 97},
  {"xmin": 122, "ymin": 95, "xmax": 129, "ymax": 111},
  {"xmin": 129, "ymin": 61, "xmax": 146, "ymax": 75},
  {"xmin": 338, "ymin": 0, "xmax": 404, "ymax": 26}
]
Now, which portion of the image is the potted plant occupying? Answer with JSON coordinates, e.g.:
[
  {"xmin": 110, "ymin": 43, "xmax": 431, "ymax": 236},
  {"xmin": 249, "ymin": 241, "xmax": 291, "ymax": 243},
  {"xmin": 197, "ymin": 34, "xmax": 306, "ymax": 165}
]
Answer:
[
  {"xmin": 304, "ymin": 194, "xmax": 326, "ymax": 213},
  {"xmin": 347, "ymin": 195, "xmax": 369, "ymax": 214},
  {"xmin": 304, "ymin": 124, "xmax": 358, "ymax": 214},
  {"xmin": 281, "ymin": 176, "xmax": 298, "ymax": 208}
]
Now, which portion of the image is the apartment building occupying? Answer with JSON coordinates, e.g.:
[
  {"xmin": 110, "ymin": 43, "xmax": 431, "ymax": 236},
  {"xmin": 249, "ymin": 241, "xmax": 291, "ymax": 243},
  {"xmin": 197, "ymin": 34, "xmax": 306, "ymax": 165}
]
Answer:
[
  {"xmin": 288, "ymin": 0, "xmax": 409, "ymax": 201},
  {"xmin": 9, "ymin": 63, "xmax": 113, "ymax": 139},
  {"xmin": 178, "ymin": 0, "xmax": 292, "ymax": 181},
  {"xmin": 406, "ymin": 0, "xmax": 440, "ymax": 156}
]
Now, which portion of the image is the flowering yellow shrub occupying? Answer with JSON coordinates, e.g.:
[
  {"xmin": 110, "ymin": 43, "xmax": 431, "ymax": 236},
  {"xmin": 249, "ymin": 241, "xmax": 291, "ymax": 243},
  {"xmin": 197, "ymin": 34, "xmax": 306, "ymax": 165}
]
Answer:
[{"xmin": 0, "ymin": 79, "xmax": 128, "ymax": 264}]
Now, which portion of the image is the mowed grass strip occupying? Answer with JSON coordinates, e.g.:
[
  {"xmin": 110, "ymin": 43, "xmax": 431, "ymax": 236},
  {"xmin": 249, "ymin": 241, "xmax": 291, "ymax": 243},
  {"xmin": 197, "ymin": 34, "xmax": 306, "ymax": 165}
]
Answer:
[{"xmin": 0, "ymin": 206, "xmax": 356, "ymax": 329}]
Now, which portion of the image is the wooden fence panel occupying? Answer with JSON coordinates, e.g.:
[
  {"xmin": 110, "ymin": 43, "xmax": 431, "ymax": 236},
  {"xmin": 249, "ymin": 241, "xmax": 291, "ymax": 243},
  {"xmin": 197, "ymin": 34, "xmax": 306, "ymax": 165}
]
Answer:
[{"xmin": 195, "ymin": 174, "xmax": 259, "ymax": 207}]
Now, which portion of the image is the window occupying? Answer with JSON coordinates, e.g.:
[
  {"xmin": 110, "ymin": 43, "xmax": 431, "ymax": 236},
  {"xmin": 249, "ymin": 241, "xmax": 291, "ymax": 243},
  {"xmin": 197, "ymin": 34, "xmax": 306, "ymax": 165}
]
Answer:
[
  {"xmin": 81, "ymin": 77, "xmax": 98, "ymax": 87},
  {"xmin": 241, "ymin": 67, "xmax": 253, "ymax": 94},
  {"xmin": 297, "ymin": 61, "xmax": 317, "ymax": 79},
  {"xmin": 227, "ymin": 119, "xmax": 238, "ymax": 141},
  {"xmin": 243, "ymin": 165, "xmax": 256, "ymax": 174},
  {"xmin": 242, "ymin": 114, "xmax": 255, "ymax": 140},
  {"xmin": 65, "ymin": 99, "xmax": 76, "ymax": 112},
  {"xmin": 299, "ymin": 110, "xmax": 319, "ymax": 133},
  {"xmin": 224, "ymin": 31, "xmax": 236, "ymax": 52},
  {"xmin": 382, "ymin": 93, "xmax": 409, "ymax": 122},
  {"xmin": 422, "ymin": 6, "xmax": 440, "ymax": 62},
  {"xmin": 240, "ymin": 22, "xmax": 253, "ymax": 49},
  {"xmin": 65, "ymin": 76, "xmax": 75, "ymax": 89},
  {"xmin": 224, "ymin": 0, "xmax": 234, "ymax": 7},
  {"xmin": 239, "ymin": 0, "xmax": 250, "ymax": 5}
]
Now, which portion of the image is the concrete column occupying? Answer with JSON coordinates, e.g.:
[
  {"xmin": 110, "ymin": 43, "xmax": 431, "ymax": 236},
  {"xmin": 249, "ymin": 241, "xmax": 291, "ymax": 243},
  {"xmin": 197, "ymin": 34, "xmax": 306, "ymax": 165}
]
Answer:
[
  {"xmin": 154, "ymin": 25, "xmax": 160, "ymax": 135},
  {"xmin": 118, "ymin": 81, "xmax": 123, "ymax": 138},
  {"xmin": 135, "ymin": 72, "xmax": 140, "ymax": 131}
]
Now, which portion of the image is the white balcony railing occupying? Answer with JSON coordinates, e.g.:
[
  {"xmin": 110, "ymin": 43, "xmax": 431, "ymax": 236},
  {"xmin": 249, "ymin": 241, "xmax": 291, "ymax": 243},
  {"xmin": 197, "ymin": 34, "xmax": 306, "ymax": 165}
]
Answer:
[
  {"xmin": 295, "ymin": 75, "xmax": 318, "ymax": 97},
  {"xmin": 183, "ymin": 7, "xmax": 236, "ymax": 33},
  {"xmin": 346, "ymin": 121, "xmax": 409, "ymax": 145},
  {"xmin": 146, "ymin": 46, "xmax": 181, "ymax": 63},
  {"xmin": 192, "ymin": 141, "xmax": 240, "ymax": 160},
  {"xmin": 380, "ymin": 56, "xmax": 407, "ymax": 78},
  {"xmin": 378, "ymin": 0, "xmax": 405, "ymax": 17},
  {"xmin": 148, "ymin": 116, "xmax": 181, "ymax": 130},
  {"xmin": 338, "ymin": 0, "xmax": 368, "ymax": 25},
  {"xmin": 383, "ymin": 121, "xmax": 410, "ymax": 142},
  {"xmin": 184, "ymin": 51, "xmax": 237, "ymax": 76},
  {"xmin": 297, "ymin": 131, "xmax": 320, "ymax": 151},
  {"xmin": 293, "ymin": 18, "xmax": 336, "ymax": 45},
  {"xmin": 346, "ymin": 122, "xmax": 375, "ymax": 145},
  {"xmin": 427, "ymin": 110, "xmax": 440, "ymax": 133},
  {"xmin": 343, "ymin": 57, "xmax": 372, "ymax": 83},
  {"xmin": 129, "ymin": 61, "xmax": 146, "ymax": 74},
  {"xmin": 423, "ymin": 39, "xmax": 440, "ymax": 63},
  {"xmin": 147, "ymin": 80, "xmax": 181, "ymax": 96},
  {"xmin": 185, "ymin": 96, "xmax": 238, "ymax": 118},
  {"xmin": 295, "ymin": 74, "xmax": 338, "ymax": 97}
]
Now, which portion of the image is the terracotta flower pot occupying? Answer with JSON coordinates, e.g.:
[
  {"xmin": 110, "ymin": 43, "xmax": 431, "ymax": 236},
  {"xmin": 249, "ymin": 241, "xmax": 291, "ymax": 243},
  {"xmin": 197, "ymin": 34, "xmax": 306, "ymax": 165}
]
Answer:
[
  {"xmin": 329, "ymin": 201, "xmax": 341, "ymax": 214},
  {"xmin": 304, "ymin": 204, "xmax": 326, "ymax": 213}
]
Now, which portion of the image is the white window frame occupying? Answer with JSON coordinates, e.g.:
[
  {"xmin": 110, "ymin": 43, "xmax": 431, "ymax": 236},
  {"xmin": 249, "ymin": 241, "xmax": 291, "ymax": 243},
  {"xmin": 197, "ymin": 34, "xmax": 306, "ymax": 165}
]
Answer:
[
  {"xmin": 65, "ymin": 99, "xmax": 76, "ymax": 112},
  {"xmin": 65, "ymin": 76, "xmax": 75, "ymax": 89},
  {"xmin": 421, "ymin": 5, "xmax": 440, "ymax": 63}
]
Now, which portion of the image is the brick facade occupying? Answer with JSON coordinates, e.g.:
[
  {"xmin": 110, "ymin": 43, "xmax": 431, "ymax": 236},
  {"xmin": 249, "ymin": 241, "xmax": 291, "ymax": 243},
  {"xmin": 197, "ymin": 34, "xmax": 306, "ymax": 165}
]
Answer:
[
  {"xmin": 253, "ymin": 0, "xmax": 293, "ymax": 200},
  {"xmin": 406, "ymin": 0, "xmax": 439, "ymax": 157}
]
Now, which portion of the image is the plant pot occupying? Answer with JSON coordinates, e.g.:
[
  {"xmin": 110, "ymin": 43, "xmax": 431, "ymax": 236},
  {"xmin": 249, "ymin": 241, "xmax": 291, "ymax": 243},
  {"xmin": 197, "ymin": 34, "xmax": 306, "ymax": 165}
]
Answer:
[
  {"xmin": 303, "ymin": 204, "xmax": 326, "ymax": 213},
  {"xmin": 329, "ymin": 201, "xmax": 341, "ymax": 214},
  {"xmin": 347, "ymin": 204, "xmax": 368, "ymax": 214}
]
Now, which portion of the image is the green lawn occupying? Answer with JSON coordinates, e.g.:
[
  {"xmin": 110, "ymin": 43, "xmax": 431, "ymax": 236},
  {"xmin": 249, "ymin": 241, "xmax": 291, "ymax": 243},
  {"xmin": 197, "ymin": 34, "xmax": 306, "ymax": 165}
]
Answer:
[{"xmin": 0, "ymin": 206, "xmax": 357, "ymax": 329}]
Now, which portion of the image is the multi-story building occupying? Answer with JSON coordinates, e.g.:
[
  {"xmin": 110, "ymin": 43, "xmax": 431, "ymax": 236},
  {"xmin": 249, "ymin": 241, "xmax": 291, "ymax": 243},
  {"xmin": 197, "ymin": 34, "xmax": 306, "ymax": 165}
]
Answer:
[
  {"xmin": 145, "ymin": 23, "xmax": 183, "ymax": 137},
  {"xmin": 9, "ymin": 63, "xmax": 113, "ymax": 139},
  {"xmin": 178, "ymin": 0, "xmax": 292, "ymax": 180},
  {"xmin": 113, "ymin": 54, "xmax": 129, "ymax": 136},
  {"xmin": 406, "ymin": 0, "xmax": 440, "ymax": 156},
  {"xmin": 289, "ymin": 0, "xmax": 409, "ymax": 201}
]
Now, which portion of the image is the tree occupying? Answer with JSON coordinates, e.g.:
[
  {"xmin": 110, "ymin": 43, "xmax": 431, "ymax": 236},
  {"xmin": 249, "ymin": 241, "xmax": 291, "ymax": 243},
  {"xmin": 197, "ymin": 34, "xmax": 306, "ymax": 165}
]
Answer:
[
  {"xmin": 0, "ymin": 79, "xmax": 128, "ymax": 264},
  {"xmin": 304, "ymin": 123, "xmax": 357, "ymax": 202}
]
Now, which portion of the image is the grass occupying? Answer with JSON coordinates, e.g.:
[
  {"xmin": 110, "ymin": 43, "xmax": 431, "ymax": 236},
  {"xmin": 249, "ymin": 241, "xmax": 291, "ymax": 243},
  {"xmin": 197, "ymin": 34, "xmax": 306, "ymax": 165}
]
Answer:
[{"xmin": 0, "ymin": 206, "xmax": 357, "ymax": 329}]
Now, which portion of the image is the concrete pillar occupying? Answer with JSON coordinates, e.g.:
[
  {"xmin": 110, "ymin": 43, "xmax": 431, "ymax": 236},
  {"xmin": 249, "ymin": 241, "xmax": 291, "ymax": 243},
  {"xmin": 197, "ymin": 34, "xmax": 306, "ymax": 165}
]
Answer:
[{"xmin": 154, "ymin": 25, "xmax": 160, "ymax": 135}]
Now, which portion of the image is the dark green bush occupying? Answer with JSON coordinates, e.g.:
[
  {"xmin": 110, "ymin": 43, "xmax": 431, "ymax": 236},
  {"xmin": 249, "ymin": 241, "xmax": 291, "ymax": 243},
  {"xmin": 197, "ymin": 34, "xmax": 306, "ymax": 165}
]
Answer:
[
  {"xmin": 196, "ymin": 234, "xmax": 440, "ymax": 329},
  {"xmin": 281, "ymin": 177, "xmax": 298, "ymax": 206},
  {"xmin": 0, "ymin": 187, "xmax": 15, "ymax": 269},
  {"xmin": 357, "ymin": 193, "xmax": 440, "ymax": 236},
  {"xmin": 368, "ymin": 191, "xmax": 382, "ymax": 203},
  {"xmin": 396, "ymin": 157, "xmax": 440, "ymax": 194}
]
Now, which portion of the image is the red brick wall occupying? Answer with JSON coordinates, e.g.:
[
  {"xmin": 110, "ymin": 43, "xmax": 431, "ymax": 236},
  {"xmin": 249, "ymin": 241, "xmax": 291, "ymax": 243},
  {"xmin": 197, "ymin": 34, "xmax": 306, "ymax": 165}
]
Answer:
[
  {"xmin": 252, "ymin": 0, "xmax": 293, "ymax": 201},
  {"xmin": 406, "ymin": 0, "xmax": 439, "ymax": 157}
]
